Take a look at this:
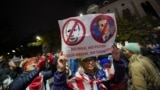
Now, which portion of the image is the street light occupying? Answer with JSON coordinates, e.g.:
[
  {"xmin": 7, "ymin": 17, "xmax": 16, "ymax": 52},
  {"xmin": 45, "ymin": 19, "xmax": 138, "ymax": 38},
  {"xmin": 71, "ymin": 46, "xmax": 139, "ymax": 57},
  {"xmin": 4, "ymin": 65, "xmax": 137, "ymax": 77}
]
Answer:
[
  {"xmin": 36, "ymin": 36, "xmax": 41, "ymax": 41},
  {"xmin": 7, "ymin": 52, "xmax": 10, "ymax": 55},
  {"xmin": 27, "ymin": 36, "xmax": 43, "ymax": 46},
  {"xmin": 12, "ymin": 50, "xmax": 16, "ymax": 53}
]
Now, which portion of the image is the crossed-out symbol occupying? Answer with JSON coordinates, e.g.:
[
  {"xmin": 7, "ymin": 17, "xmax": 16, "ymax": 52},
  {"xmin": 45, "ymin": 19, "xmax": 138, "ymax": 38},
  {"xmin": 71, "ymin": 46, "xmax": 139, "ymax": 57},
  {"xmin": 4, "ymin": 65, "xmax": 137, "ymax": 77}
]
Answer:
[
  {"xmin": 90, "ymin": 15, "xmax": 116, "ymax": 43},
  {"xmin": 62, "ymin": 19, "xmax": 86, "ymax": 46}
]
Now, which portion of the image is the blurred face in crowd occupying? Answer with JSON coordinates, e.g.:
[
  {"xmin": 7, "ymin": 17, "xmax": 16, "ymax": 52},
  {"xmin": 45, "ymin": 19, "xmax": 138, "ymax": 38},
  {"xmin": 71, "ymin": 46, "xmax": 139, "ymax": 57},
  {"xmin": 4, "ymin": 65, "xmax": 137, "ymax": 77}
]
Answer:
[
  {"xmin": 9, "ymin": 61, "xmax": 21, "ymax": 70},
  {"xmin": 112, "ymin": 45, "xmax": 120, "ymax": 61},
  {"xmin": 121, "ymin": 49, "xmax": 133, "ymax": 59},
  {"xmin": 9, "ymin": 61, "xmax": 17, "ymax": 70},
  {"xmin": 82, "ymin": 57, "xmax": 96, "ymax": 74}
]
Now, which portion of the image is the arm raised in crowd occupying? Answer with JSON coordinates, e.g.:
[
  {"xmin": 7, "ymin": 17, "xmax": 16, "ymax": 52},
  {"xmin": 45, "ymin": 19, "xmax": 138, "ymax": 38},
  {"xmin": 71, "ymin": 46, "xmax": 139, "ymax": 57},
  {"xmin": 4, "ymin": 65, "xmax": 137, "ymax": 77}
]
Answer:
[
  {"xmin": 9, "ymin": 56, "xmax": 45, "ymax": 90},
  {"xmin": 53, "ymin": 52, "xmax": 71, "ymax": 90},
  {"xmin": 9, "ymin": 68, "xmax": 40, "ymax": 90}
]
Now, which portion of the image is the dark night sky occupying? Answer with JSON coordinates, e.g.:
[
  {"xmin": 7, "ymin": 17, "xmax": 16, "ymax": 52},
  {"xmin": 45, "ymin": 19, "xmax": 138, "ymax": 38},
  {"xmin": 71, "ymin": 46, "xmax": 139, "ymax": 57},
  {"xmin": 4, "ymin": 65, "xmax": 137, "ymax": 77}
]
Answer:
[{"xmin": 0, "ymin": 0, "xmax": 88, "ymax": 54}]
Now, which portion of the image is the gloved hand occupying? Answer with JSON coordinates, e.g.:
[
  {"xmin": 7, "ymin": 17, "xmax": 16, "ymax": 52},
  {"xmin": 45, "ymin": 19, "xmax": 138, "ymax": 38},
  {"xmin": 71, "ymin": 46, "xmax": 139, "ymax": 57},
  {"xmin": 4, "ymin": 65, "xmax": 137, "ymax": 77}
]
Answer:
[
  {"xmin": 47, "ymin": 53, "xmax": 54, "ymax": 64},
  {"xmin": 37, "ymin": 56, "xmax": 45, "ymax": 70}
]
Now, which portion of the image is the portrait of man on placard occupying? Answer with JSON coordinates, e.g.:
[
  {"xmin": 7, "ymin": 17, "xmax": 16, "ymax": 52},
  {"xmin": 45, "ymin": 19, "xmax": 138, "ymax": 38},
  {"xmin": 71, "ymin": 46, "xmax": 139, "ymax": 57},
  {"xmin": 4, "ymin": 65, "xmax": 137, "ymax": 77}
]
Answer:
[
  {"xmin": 65, "ymin": 21, "xmax": 81, "ymax": 44},
  {"xmin": 91, "ymin": 15, "xmax": 115, "ymax": 43}
]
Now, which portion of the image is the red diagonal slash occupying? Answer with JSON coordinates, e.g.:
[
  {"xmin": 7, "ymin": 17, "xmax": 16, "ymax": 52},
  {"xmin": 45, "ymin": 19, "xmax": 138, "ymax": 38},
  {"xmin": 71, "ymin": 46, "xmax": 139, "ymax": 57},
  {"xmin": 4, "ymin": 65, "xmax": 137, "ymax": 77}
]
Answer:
[
  {"xmin": 66, "ymin": 21, "xmax": 78, "ymax": 42},
  {"xmin": 99, "ymin": 23, "xmax": 108, "ymax": 39}
]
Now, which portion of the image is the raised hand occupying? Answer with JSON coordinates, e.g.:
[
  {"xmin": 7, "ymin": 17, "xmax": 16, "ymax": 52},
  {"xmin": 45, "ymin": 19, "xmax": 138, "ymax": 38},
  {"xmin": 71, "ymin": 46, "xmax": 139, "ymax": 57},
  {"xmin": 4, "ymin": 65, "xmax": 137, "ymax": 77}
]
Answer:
[{"xmin": 57, "ymin": 51, "xmax": 67, "ymax": 72}]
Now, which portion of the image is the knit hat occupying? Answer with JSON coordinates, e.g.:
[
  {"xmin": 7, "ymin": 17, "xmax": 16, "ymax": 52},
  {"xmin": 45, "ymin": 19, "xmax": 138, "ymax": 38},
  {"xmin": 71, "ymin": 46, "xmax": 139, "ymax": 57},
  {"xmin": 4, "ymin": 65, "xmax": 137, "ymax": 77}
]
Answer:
[{"xmin": 123, "ymin": 43, "xmax": 141, "ymax": 54}]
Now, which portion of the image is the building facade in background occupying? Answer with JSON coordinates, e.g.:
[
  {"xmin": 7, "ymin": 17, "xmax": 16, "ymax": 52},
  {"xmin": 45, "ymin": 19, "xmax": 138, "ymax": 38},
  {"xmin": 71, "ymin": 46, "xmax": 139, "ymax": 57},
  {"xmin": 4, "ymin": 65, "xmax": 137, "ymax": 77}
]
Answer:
[{"xmin": 87, "ymin": 0, "xmax": 160, "ymax": 19}]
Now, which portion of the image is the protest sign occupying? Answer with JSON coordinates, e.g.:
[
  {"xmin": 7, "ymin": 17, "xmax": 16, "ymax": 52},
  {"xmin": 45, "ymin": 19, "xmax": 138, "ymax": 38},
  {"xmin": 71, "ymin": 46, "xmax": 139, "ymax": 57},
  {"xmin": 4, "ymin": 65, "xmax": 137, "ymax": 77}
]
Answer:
[{"xmin": 58, "ymin": 13, "xmax": 117, "ymax": 59}]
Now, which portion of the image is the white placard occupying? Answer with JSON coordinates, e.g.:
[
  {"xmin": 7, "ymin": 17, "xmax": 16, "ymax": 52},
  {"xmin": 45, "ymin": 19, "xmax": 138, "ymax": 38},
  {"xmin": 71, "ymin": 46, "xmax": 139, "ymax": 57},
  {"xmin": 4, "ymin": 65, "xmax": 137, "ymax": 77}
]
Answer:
[{"xmin": 58, "ymin": 13, "xmax": 117, "ymax": 59}]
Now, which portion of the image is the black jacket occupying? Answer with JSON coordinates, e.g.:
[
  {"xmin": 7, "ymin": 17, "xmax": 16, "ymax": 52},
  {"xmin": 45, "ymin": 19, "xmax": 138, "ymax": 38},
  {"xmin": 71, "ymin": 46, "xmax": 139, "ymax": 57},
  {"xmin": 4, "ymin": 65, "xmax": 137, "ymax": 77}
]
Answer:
[{"xmin": 9, "ymin": 65, "xmax": 56, "ymax": 90}]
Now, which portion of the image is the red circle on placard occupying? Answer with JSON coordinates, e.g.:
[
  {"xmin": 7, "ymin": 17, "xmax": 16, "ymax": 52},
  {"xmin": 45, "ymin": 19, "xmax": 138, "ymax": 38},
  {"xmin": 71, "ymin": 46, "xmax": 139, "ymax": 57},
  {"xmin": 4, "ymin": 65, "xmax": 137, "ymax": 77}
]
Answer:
[
  {"xmin": 90, "ymin": 15, "xmax": 116, "ymax": 43},
  {"xmin": 62, "ymin": 19, "xmax": 86, "ymax": 46}
]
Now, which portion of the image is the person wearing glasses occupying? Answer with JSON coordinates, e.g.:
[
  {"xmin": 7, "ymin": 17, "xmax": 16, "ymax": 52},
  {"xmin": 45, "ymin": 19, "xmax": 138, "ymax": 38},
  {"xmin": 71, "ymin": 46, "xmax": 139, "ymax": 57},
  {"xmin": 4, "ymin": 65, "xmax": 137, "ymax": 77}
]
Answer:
[{"xmin": 53, "ymin": 52, "xmax": 114, "ymax": 90}]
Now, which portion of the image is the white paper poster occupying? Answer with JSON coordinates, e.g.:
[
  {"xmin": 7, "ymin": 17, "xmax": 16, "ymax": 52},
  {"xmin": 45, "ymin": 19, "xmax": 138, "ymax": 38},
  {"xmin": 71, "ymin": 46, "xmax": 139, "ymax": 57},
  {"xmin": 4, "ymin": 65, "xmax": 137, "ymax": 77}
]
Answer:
[{"xmin": 58, "ymin": 13, "xmax": 117, "ymax": 59}]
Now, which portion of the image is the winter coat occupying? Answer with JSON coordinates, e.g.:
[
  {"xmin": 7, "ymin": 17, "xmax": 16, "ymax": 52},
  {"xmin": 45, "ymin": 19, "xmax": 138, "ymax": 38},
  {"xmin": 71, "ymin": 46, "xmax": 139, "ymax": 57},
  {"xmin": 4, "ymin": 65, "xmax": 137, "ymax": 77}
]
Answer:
[
  {"xmin": 128, "ymin": 54, "xmax": 160, "ymax": 90},
  {"xmin": 0, "ymin": 61, "xmax": 11, "ymax": 82},
  {"xmin": 53, "ymin": 71, "xmax": 71, "ymax": 90},
  {"xmin": 0, "ymin": 61, "xmax": 13, "ymax": 89},
  {"xmin": 9, "ymin": 68, "xmax": 55, "ymax": 90}
]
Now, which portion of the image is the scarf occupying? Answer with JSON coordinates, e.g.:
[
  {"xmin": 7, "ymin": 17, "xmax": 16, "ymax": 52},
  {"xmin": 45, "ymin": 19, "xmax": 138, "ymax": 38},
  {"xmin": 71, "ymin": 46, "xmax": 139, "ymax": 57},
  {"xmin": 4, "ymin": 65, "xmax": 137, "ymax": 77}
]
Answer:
[{"xmin": 67, "ymin": 72, "xmax": 107, "ymax": 90}]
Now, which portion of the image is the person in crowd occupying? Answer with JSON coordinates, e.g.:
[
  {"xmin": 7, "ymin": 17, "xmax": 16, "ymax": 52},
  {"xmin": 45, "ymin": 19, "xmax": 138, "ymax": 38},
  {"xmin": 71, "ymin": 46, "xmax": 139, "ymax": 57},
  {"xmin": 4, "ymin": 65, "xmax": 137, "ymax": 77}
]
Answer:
[
  {"xmin": 0, "ymin": 55, "xmax": 13, "ymax": 90},
  {"xmin": 98, "ymin": 54, "xmax": 115, "ymax": 81},
  {"xmin": 122, "ymin": 43, "xmax": 160, "ymax": 90},
  {"xmin": 53, "ymin": 52, "xmax": 112, "ymax": 90},
  {"xmin": 8, "ymin": 56, "xmax": 23, "ymax": 79},
  {"xmin": 9, "ymin": 53, "xmax": 56, "ymax": 90},
  {"xmin": 139, "ymin": 42, "xmax": 160, "ymax": 70},
  {"xmin": 99, "ymin": 45, "xmax": 128, "ymax": 90}
]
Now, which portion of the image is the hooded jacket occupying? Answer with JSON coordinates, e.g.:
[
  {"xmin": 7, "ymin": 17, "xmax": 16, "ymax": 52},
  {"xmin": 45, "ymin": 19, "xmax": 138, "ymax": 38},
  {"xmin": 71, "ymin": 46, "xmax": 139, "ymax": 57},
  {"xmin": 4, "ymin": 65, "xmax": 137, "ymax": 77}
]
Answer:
[{"xmin": 128, "ymin": 54, "xmax": 160, "ymax": 90}]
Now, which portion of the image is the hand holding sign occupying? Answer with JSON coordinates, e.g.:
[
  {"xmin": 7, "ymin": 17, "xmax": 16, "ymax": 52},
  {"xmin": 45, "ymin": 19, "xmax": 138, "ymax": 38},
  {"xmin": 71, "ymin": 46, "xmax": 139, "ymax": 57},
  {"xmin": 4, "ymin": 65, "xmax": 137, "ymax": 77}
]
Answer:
[{"xmin": 57, "ymin": 51, "xmax": 67, "ymax": 72}]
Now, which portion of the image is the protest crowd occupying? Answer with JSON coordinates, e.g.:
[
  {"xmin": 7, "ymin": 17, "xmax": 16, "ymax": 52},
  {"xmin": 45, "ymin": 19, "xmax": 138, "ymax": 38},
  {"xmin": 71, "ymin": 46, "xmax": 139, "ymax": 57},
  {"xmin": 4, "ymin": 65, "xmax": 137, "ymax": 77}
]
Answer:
[{"xmin": 0, "ymin": 13, "xmax": 160, "ymax": 90}]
